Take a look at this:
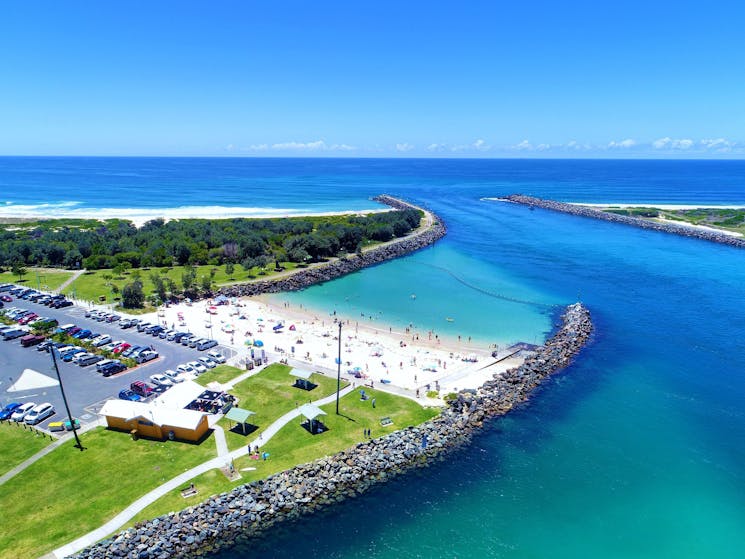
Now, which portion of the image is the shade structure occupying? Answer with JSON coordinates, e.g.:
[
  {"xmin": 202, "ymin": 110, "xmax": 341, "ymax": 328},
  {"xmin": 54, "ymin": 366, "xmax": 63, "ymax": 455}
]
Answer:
[
  {"xmin": 290, "ymin": 368, "xmax": 312, "ymax": 380},
  {"xmin": 225, "ymin": 407, "xmax": 256, "ymax": 435},
  {"xmin": 298, "ymin": 404, "xmax": 326, "ymax": 421}
]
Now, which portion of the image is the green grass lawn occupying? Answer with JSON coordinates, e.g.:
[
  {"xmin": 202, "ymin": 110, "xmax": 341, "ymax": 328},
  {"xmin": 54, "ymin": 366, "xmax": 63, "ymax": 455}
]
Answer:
[
  {"xmin": 0, "ymin": 427, "xmax": 217, "ymax": 559},
  {"xmin": 129, "ymin": 387, "xmax": 439, "ymax": 526},
  {"xmin": 0, "ymin": 421, "xmax": 54, "ymax": 475},
  {"xmin": 0, "ymin": 268, "xmax": 75, "ymax": 292},
  {"xmin": 194, "ymin": 364, "xmax": 246, "ymax": 386},
  {"xmin": 62, "ymin": 263, "xmax": 302, "ymax": 305},
  {"xmin": 218, "ymin": 363, "xmax": 345, "ymax": 451}
]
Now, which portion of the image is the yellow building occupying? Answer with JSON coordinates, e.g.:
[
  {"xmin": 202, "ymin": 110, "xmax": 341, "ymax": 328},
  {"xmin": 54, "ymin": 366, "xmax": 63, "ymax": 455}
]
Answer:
[{"xmin": 99, "ymin": 399, "xmax": 209, "ymax": 442}]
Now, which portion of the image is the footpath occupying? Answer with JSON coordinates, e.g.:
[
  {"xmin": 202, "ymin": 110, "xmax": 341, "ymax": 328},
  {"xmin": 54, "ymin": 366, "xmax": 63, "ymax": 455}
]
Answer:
[{"xmin": 52, "ymin": 384, "xmax": 355, "ymax": 559}]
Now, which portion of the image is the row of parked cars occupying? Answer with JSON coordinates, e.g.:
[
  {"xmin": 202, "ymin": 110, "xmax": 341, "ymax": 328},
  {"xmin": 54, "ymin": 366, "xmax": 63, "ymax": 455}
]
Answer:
[
  {"xmin": 117, "ymin": 350, "xmax": 227, "ymax": 401},
  {"xmin": 112, "ymin": 316, "xmax": 219, "ymax": 352},
  {"xmin": 0, "ymin": 284, "xmax": 73, "ymax": 308},
  {"xmin": 0, "ymin": 401, "xmax": 55, "ymax": 425}
]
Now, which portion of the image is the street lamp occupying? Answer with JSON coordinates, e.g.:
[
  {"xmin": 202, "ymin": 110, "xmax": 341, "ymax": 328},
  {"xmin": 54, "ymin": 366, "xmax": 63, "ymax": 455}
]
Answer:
[
  {"xmin": 50, "ymin": 349, "xmax": 85, "ymax": 451},
  {"xmin": 335, "ymin": 320, "xmax": 342, "ymax": 414}
]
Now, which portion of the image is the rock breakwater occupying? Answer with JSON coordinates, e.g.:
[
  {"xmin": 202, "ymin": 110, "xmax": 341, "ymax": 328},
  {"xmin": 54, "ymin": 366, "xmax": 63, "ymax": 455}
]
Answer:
[
  {"xmin": 72, "ymin": 303, "xmax": 592, "ymax": 559},
  {"xmin": 217, "ymin": 195, "xmax": 447, "ymax": 298},
  {"xmin": 503, "ymin": 195, "xmax": 745, "ymax": 248}
]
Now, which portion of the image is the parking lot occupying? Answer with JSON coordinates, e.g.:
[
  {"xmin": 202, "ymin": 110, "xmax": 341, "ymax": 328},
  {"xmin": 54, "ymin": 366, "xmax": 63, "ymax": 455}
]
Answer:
[{"xmin": 0, "ymin": 293, "xmax": 236, "ymax": 430}]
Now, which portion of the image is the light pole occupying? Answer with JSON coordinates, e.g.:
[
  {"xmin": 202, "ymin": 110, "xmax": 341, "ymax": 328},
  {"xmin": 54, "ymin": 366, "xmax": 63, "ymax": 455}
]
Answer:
[
  {"xmin": 50, "ymin": 348, "xmax": 85, "ymax": 451},
  {"xmin": 335, "ymin": 320, "xmax": 342, "ymax": 415}
]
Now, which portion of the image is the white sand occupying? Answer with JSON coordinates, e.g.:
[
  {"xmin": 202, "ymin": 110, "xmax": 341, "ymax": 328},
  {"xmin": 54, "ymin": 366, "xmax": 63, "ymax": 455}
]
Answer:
[{"xmin": 136, "ymin": 296, "xmax": 526, "ymax": 398}]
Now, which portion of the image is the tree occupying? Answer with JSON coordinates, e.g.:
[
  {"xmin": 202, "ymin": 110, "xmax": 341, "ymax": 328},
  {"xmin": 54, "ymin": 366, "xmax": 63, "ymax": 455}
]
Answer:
[
  {"xmin": 11, "ymin": 262, "xmax": 27, "ymax": 282},
  {"xmin": 121, "ymin": 281, "xmax": 145, "ymax": 309},
  {"xmin": 225, "ymin": 261, "xmax": 235, "ymax": 278},
  {"xmin": 149, "ymin": 271, "xmax": 167, "ymax": 302},
  {"xmin": 200, "ymin": 274, "xmax": 213, "ymax": 294}
]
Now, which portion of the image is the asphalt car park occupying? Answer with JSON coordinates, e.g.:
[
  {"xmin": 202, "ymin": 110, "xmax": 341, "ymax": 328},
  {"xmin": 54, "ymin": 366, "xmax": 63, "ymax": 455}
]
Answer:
[{"xmin": 0, "ymin": 293, "xmax": 235, "ymax": 430}]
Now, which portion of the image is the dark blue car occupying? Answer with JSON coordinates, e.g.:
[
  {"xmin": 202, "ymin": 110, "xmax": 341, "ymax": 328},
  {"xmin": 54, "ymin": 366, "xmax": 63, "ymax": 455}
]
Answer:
[
  {"xmin": 118, "ymin": 389, "xmax": 142, "ymax": 402},
  {"xmin": 0, "ymin": 402, "xmax": 21, "ymax": 420}
]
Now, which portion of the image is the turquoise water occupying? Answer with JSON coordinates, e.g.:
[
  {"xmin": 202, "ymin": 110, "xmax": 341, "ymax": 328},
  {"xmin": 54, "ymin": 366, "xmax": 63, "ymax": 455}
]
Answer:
[{"xmin": 2, "ymin": 158, "xmax": 744, "ymax": 557}]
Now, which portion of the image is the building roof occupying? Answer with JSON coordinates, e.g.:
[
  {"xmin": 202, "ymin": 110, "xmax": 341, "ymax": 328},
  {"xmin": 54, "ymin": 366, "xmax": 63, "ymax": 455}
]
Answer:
[
  {"xmin": 225, "ymin": 407, "xmax": 255, "ymax": 423},
  {"xmin": 99, "ymin": 399, "xmax": 206, "ymax": 431},
  {"xmin": 298, "ymin": 403, "xmax": 326, "ymax": 420},
  {"xmin": 151, "ymin": 380, "xmax": 206, "ymax": 409},
  {"xmin": 289, "ymin": 368, "xmax": 313, "ymax": 380}
]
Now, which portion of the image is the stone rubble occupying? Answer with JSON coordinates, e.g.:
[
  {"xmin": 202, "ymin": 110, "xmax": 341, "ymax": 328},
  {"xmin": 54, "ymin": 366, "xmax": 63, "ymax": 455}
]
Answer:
[
  {"xmin": 72, "ymin": 303, "xmax": 592, "ymax": 559},
  {"xmin": 504, "ymin": 194, "xmax": 745, "ymax": 249}
]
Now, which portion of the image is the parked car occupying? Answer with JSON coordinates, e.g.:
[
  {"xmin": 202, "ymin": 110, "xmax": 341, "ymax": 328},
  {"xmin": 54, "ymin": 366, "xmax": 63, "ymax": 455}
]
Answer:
[
  {"xmin": 163, "ymin": 369, "xmax": 184, "ymax": 383},
  {"xmin": 0, "ymin": 402, "xmax": 21, "ymax": 420},
  {"xmin": 62, "ymin": 348, "xmax": 87, "ymax": 362},
  {"xmin": 77, "ymin": 354, "xmax": 104, "ymax": 367},
  {"xmin": 136, "ymin": 322, "xmax": 153, "ymax": 332},
  {"xmin": 118, "ymin": 389, "xmax": 142, "ymax": 402},
  {"xmin": 11, "ymin": 402, "xmax": 37, "ymax": 422},
  {"xmin": 130, "ymin": 380, "xmax": 154, "ymax": 397},
  {"xmin": 188, "ymin": 360, "xmax": 208, "ymax": 374},
  {"xmin": 176, "ymin": 363, "xmax": 196, "ymax": 375},
  {"xmin": 197, "ymin": 356, "xmax": 217, "ymax": 369},
  {"xmin": 1, "ymin": 328, "xmax": 27, "ymax": 340},
  {"xmin": 72, "ymin": 328, "xmax": 92, "ymax": 339},
  {"xmin": 135, "ymin": 350, "xmax": 158, "ymax": 364},
  {"xmin": 91, "ymin": 334, "xmax": 112, "ymax": 347},
  {"xmin": 206, "ymin": 351, "xmax": 227, "ymax": 364},
  {"xmin": 52, "ymin": 299, "xmax": 73, "ymax": 308},
  {"xmin": 100, "ymin": 362, "xmax": 126, "ymax": 376},
  {"xmin": 113, "ymin": 343, "xmax": 132, "ymax": 354},
  {"xmin": 119, "ymin": 319, "xmax": 135, "ymax": 329},
  {"xmin": 25, "ymin": 402, "xmax": 55, "ymax": 424},
  {"xmin": 150, "ymin": 374, "xmax": 173, "ymax": 387},
  {"xmin": 20, "ymin": 334, "xmax": 45, "ymax": 347},
  {"xmin": 196, "ymin": 339, "xmax": 218, "ymax": 351},
  {"xmin": 48, "ymin": 420, "xmax": 67, "ymax": 432},
  {"xmin": 148, "ymin": 325, "xmax": 165, "ymax": 336}
]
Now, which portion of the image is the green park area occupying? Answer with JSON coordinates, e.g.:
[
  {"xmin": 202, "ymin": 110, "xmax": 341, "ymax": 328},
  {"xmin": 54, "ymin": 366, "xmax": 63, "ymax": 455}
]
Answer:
[
  {"xmin": 0, "ymin": 421, "xmax": 53, "ymax": 475},
  {"xmin": 194, "ymin": 363, "xmax": 248, "ymax": 386},
  {"xmin": 216, "ymin": 363, "xmax": 345, "ymax": 451},
  {"xmin": 0, "ymin": 428, "xmax": 216, "ymax": 559},
  {"xmin": 603, "ymin": 206, "xmax": 745, "ymax": 235},
  {"xmin": 0, "ymin": 267, "xmax": 75, "ymax": 292},
  {"xmin": 0, "ymin": 364, "xmax": 438, "ymax": 558},
  {"xmin": 61, "ymin": 263, "xmax": 300, "ymax": 308},
  {"xmin": 131, "ymin": 384, "xmax": 438, "ymax": 525}
]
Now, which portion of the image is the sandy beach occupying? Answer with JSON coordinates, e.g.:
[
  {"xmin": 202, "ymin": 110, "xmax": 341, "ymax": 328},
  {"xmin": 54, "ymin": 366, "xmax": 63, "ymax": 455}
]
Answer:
[{"xmin": 138, "ymin": 295, "xmax": 526, "ymax": 398}]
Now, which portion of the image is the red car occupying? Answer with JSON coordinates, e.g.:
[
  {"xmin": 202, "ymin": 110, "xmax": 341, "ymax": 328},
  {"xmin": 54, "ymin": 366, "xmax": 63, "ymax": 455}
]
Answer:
[
  {"xmin": 0, "ymin": 295, "xmax": 11, "ymax": 302},
  {"xmin": 130, "ymin": 380, "xmax": 154, "ymax": 397},
  {"xmin": 18, "ymin": 313, "xmax": 38, "ymax": 325},
  {"xmin": 112, "ymin": 343, "xmax": 131, "ymax": 354}
]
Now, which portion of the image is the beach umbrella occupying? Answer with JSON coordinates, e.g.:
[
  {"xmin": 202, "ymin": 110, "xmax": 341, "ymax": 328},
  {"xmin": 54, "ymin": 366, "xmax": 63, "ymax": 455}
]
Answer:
[{"xmin": 253, "ymin": 340, "xmax": 264, "ymax": 347}]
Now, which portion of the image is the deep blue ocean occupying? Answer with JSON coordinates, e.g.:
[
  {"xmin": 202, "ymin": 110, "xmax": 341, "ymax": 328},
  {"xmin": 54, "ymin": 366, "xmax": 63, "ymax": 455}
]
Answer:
[{"xmin": 2, "ymin": 157, "xmax": 744, "ymax": 558}]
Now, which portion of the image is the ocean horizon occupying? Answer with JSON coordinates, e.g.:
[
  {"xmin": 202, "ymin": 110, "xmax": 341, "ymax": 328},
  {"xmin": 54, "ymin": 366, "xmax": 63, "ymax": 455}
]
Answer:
[{"xmin": 3, "ymin": 157, "xmax": 745, "ymax": 558}]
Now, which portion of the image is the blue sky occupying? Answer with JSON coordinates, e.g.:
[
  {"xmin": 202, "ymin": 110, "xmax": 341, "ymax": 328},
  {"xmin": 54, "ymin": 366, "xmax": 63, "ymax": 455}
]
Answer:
[{"xmin": 1, "ymin": 1, "xmax": 744, "ymax": 157}]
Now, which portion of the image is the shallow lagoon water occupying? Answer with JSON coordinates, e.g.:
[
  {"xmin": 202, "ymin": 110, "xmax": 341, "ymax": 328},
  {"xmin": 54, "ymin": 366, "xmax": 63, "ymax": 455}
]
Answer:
[{"xmin": 3, "ymin": 157, "xmax": 745, "ymax": 558}]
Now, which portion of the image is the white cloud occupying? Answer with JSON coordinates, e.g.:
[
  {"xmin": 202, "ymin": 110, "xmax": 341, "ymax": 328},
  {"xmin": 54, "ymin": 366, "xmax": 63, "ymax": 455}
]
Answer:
[
  {"xmin": 701, "ymin": 138, "xmax": 733, "ymax": 151},
  {"xmin": 513, "ymin": 139, "xmax": 534, "ymax": 151},
  {"xmin": 472, "ymin": 139, "xmax": 490, "ymax": 151},
  {"xmin": 225, "ymin": 143, "xmax": 235, "ymax": 152},
  {"xmin": 427, "ymin": 143, "xmax": 447, "ymax": 152},
  {"xmin": 271, "ymin": 140, "xmax": 327, "ymax": 151},
  {"xmin": 652, "ymin": 137, "xmax": 694, "ymax": 150},
  {"xmin": 607, "ymin": 139, "xmax": 636, "ymax": 149},
  {"xmin": 395, "ymin": 143, "xmax": 415, "ymax": 152}
]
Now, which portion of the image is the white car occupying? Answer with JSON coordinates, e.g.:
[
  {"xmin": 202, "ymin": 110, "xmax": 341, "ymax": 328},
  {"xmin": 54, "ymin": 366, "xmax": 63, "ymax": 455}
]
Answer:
[
  {"xmin": 150, "ymin": 374, "xmax": 173, "ymax": 387},
  {"xmin": 177, "ymin": 363, "xmax": 196, "ymax": 375},
  {"xmin": 189, "ymin": 361, "xmax": 208, "ymax": 374},
  {"xmin": 206, "ymin": 351, "xmax": 226, "ymax": 364},
  {"xmin": 25, "ymin": 402, "xmax": 55, "ymax": 425},
  {"xmin": 11, "ymin": 402, "xmax": 37, "ymax": 422},
  {"xmin": 136, "ymin": 350, "xmax": 158, "ymax": 364},
  {"xmin": 197, "ymin": 356, "xmax": 217, "ymax": 369},
  {"xmin": 91, "ymin": 334, "xmax": 112, "ymax": 347},
  {"xmin": 163, "ymin": 369, "xmax": 184, "ymax": 383}
]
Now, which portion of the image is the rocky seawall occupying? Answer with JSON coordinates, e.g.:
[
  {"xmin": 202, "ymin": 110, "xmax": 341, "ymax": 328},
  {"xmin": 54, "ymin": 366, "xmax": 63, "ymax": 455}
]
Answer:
[
  {"xmin": 503, "ymin": 195, "xmax": 745, "ymax": 248},
  {"xmin": 217, "ymin": 195, "xmax": 447, "ymax": 298},
  {"xmin": 72, "ymin": 303, "xmax": 592, "ymax": 559}
]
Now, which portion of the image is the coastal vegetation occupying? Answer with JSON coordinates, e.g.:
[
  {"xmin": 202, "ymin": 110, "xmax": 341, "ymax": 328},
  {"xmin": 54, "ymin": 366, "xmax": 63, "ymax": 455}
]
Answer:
[
  {"xmin": 0, "ymin": 210, "xmax": 422, "ymax": 271},
  {"xmin": 604, "ymin": 206, "xmax": 745, "ymax": 235}
]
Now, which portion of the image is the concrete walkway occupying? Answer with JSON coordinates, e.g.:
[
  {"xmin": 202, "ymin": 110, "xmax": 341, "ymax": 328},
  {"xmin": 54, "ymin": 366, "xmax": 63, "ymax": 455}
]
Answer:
[
  {"xmin": 56, "ymin": 269, "xmax": 86, "ymax": 294},
  {"xmin": 52, "ymin": 384, "xmax": 355, "ymax": 559}
]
